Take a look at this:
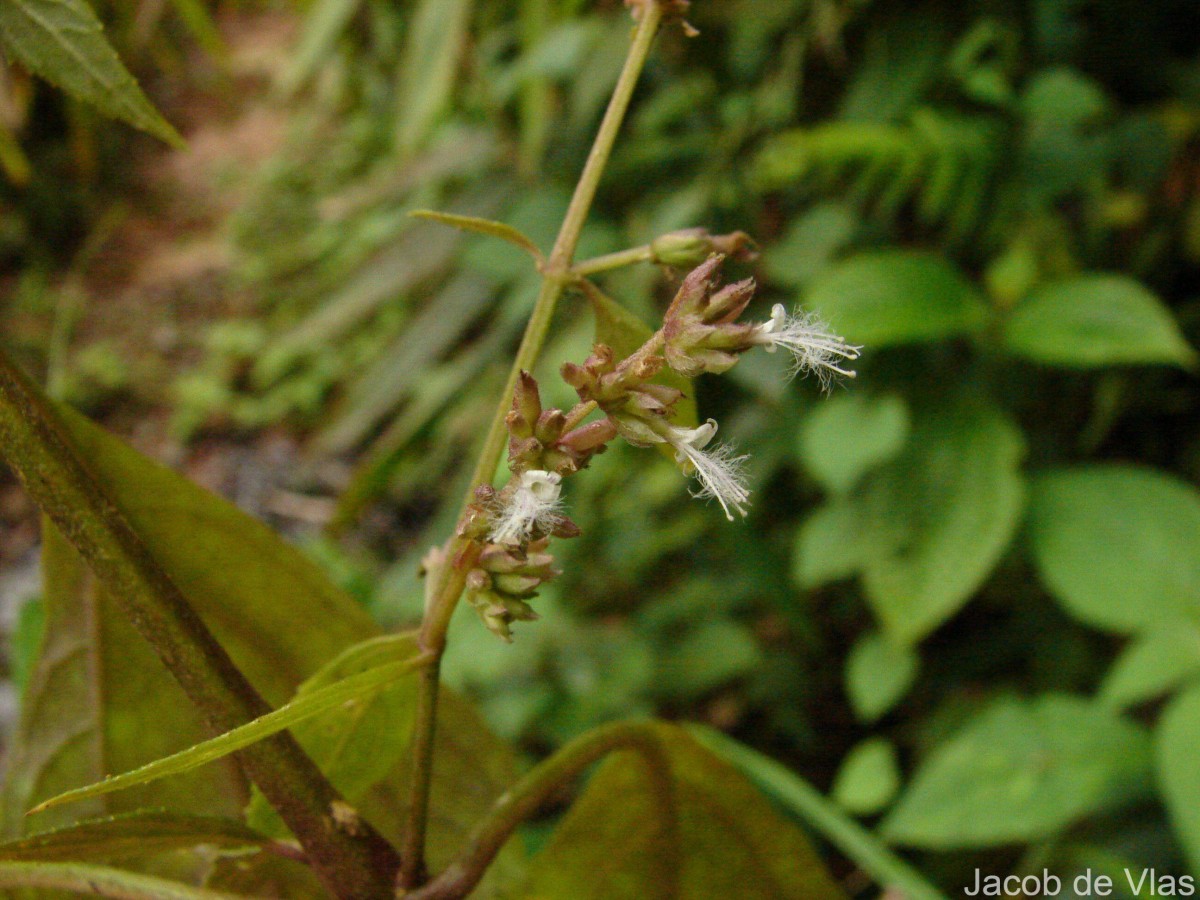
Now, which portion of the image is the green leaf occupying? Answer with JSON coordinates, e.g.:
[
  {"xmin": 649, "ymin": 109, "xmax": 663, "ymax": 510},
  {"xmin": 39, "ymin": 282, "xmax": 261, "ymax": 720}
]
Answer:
[
  {"xmin": 1003, "ymin": 275, "xmax": 1197, "ymax": 369},
  {"xmin": 1157, "ymin": 684, "xmax": 1200, "ymax": 874},
  {"xmin": 804, "ymin": 251, "xmax": 988, "ymax": 346},
  {"xmin": 4, "ymin": 406, "xmax": 525, "ymax": 891},
  {"xmin": 1100, "ymin": 627, "xmax": 1200, "ymax": 709},
  {"xmin": 655, "ymin": 619, "xmax": 761, "ymax": 699},
  {"xmin": 410, "ymin": 209, "xmax": 545, "ymax": 263},
  {"xmin": 689, "ymin": 726, "xmax": 948, "ymax": 900},
  {"xmin": 1027, "ymin": 466, "xmax": 1200, "ymax": 633},
  {"xmin": 395, "ymin": 0, "xmax": 473, "ymax": 154},
  {"xmin": 832, "ymin": 738, "xmax": 901, "ymax": 816},
  {"xmin": 0, "ymin": 812, "xmax": 266, "ymax": 862},
  {"xmin": 522, "ymin": 723, "xmax": 847, "ymax": 900},
  {"xmin": 2, "ymin": 524, "xmax": 245, "ymax": 836},
  {"xmin": 28, "ymin": 652, "xmax": 427, "ymax": 816},
  {"xmin": 794, "ymin": 499, "xmax": 866, "ymax": 588},
  {"xmin": 245, "ymin": 633, "xmax": 422, "ymax": 836},
  {"xmin": 244, "ymin": 633, "xmax": 524, "ymax": 892},
  {"xmin": 0, "ymin": 0, "xmax": 181, "ymax": 145},
  {"xmin": 846, "ymin": 631, "xmax": 919, "ymax": 722},
  {"xmin": 859, "ymin": 399, "xmax": 1025, "ymax": 643},
  {"xmin": 798, "ymin": 392, "xmax": 909, "ymax": 494},
  {"xmin": 583, "ymin": 279, "xmax": 698, "ymax": 429},
  {"xmin": 883, "ymin": 695, "xmax": 1152, "ymax": 848},
  {"xmin": 0, "ymin": 861, "xmax": 245, "ymax": 899}
]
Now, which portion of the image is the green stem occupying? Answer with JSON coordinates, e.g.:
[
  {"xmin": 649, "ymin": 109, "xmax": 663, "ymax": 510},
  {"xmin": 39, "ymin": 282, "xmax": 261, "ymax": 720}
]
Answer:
[
  {"xmin": 0, "ymin": 861, "xmax": 248, "ymax": 900},
  {"xmin": 570, "ymin": 244, "xmax": 653, "ymax": 278},
  {"xmin": 399, "ymin": 4, "xmax": 667, "ymax": 890},
  {"xmin": 0, "ymin": 350, "xmax": 399, "ymax": 900},
  {"xmin": 406, "ymin": 721, "xmax": 679, "ymax": 900}
]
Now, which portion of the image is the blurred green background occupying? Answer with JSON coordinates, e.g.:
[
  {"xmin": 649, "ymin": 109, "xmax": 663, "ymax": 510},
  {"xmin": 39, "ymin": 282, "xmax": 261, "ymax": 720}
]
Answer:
[{"xmin": 3, "ymin": 0, "xmax": 1200, "ymax": 895}]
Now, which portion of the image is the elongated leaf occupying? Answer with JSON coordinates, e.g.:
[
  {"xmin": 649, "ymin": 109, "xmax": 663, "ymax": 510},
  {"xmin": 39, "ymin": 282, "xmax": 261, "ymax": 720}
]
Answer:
[
  {"xmin": 277, "ymin": 0, "xmax": 362, "ymax": 96},
  {"xmin": 29, "ymin": 654, "xmax": 426, "ymax": 815},
  {"xmin": 395, "ymin": 0, "xmax": 473, "ymax": 154},
  {"xmin": 248, "ymin": 633, "xmax": 525, "ymax": 895},
  {"xmin": 0, "ymin": 0, "xmax": 181, "ymax": 145},
  {"xmin": 411, "ymin": 210, "xmax": 544, "ymax": 263},
  {"xmin": 688, "ymin": 726, "xmax": 948, "ymax": 900},
  {"xmin": 1028, "ymin": 466, "xmax": 1200, "ymax": 633},
  {"xmin": 0, "ymin": 861, "xmax": 243, "ymax": 899},
  {"xmin": 882, "ymin": 695, "xmax": 1152, "ymax": 848},
  {"xmin": 522, "ymin": 722, "xmax": 845, "ymax": 899},
  {"xmin": 0, "ymin": 812, "xmax": 266, "ymax": 862},
  {"xmin": 245, "ymin": 634, "xmax": 421, "ymax": 837},
  {"xmin": 1003, "ymin": 275, "xmax": 1197, "ymax": 369}
]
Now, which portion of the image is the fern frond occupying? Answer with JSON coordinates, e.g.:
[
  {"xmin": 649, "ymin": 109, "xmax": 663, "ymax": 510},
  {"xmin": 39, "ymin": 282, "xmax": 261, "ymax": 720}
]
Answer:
[{"xmin": 752, "ymin": 108, "xmax": 1003, "ymax": 241}]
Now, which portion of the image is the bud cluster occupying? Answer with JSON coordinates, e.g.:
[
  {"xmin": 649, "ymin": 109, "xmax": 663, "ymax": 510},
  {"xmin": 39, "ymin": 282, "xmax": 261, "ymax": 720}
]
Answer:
[
  {"xmin": 463, "ymin": 540, "xmax": 558, "ymax": 642},
  {"xmin": 453, "ymin": 252, "xmax": 860, "ymax": 639}
]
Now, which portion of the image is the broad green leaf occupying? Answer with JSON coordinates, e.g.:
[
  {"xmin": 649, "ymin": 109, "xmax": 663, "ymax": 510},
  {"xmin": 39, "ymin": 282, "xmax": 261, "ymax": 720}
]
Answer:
[
  {"xmin": 245, "ymin": 632, "xmax": 525, "ymax": 895},
  {"xmin": 583, "ymin": 279, "xmax": 698, "ymax": 429},
  {"xmin": 0, "ymin": 812, "xmax": 265, "ymax": 862},
  {"xmin": 1100, "ymin": 627, "xmax": 1200, "ymax": 709},
  {"xmin": 763, "ymin": 202, "xmax": 857, "ymax": 289},
  {"xmin": 804, "ymin": 251, "xmax": 988, "ymax": 346},
  {"xmin": 28, "ymin": 652, "xmax": 426, "ymax": 815},
  {"xmin": 522, "ymin": 722, "xmax": 846, "ymax": 899},
  {"xmin": 2, "ymin": 525, "xmax": 245, "ymax": 837},
  {"xmin": 858, "ymin": 399, "xmax": 1025, "ymax": 643},
  {"xmin": 52, "ymin": 407, "xmax": 379, "ymax": 703},
  {"xmin": 832, "ymin": 738, "xmax": 901, "ymax": 816},
  {"xmin": 0, "ymin": 0, "xmax": 181, "ymax": 145},
  {"xmin": 794, "ymin": 499, "xmax": 866, "ymax": 588},
  {"xmin": 798, "ymin": 392, "xmax": 909, "ymax": 494},
  {"xmin": 654, "ymin": 619, "xmax": 761, "ymax": 699},
  {"xmin": 1157, "ymin": 684, "xmax": 1200, "ymax": 874},
  {"xmin": 1003, "ymin": 275, "xmax": 1197, "ymax": 369},
  {"xmin": 689, "ymin": 726, "xmax": 948, "ymax": 900},
  {"xmin": 411, "ymin": 209, "xmax": 545, "ymax": 263},
  {"xmin": 1027, "ymin": 466, "xmax": 1200, "ymax": 633},
  {"xmin": 3, "ymin": 404, "xmax": 524, "ymax": 891},
  {"xmin": 883, "ymin": 695, "xmax": 1152, "ymax": 848},
  {"xmin": 846, "ymin": 631, "xmax": 919, "ymax": 722}
]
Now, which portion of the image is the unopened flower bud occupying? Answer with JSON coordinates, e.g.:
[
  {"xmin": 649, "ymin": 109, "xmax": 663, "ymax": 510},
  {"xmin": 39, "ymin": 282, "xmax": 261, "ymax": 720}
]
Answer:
[
  {"xmin": 651, "ymin": 229, "xmax": 713, "ymax": 268},
  {"xmin": 493, "ymin": 573, "xmax": 543, "ymax": 596},
  {"xmin": 651, "ymin": 229, "xmax": 757, "ymax": 269},
  {"xmin": 665, "ymin": 255, "xmax": 724, "ymax": 322},
  {"xmin": 534, "ymin": 409, "xmax": 567, "ymax": 445},
  {"xmin": 509, "ymin": 371, "xmax": 542, "ymax": 439},
  {"xmin": 558, "ymin": 418, "xmax": 618, "ymax": 453}
]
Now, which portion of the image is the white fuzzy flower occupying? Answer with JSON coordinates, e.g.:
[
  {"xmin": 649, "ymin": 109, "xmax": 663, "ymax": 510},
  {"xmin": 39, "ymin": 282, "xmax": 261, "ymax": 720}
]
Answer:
[
  {"xmin": 666, "ymin": 419, "xmax": 750, "ymax": 521},
  {"xmin": 489, "ymin": 470, "xmax": 564, "ymax": 545},
  {"xmin": 751, "ymin": 303, "xmax": 861, "ymax": 388}
]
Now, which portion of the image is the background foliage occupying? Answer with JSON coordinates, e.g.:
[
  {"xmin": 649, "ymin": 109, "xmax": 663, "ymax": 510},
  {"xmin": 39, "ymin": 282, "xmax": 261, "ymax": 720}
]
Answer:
[{"xmin": 4, "ymin": 0, "xmax": 1200, "ymax": 896}]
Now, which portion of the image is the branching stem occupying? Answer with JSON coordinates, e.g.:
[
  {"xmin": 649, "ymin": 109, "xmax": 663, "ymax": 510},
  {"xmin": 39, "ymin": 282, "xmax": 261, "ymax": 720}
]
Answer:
[
  {"xmin": 405, "ymin": 722, "xmax": 680, "ymax": 900},
  {"xmin": 399, "ymin": 3, "xmax": 667, "ymax": 890}
]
